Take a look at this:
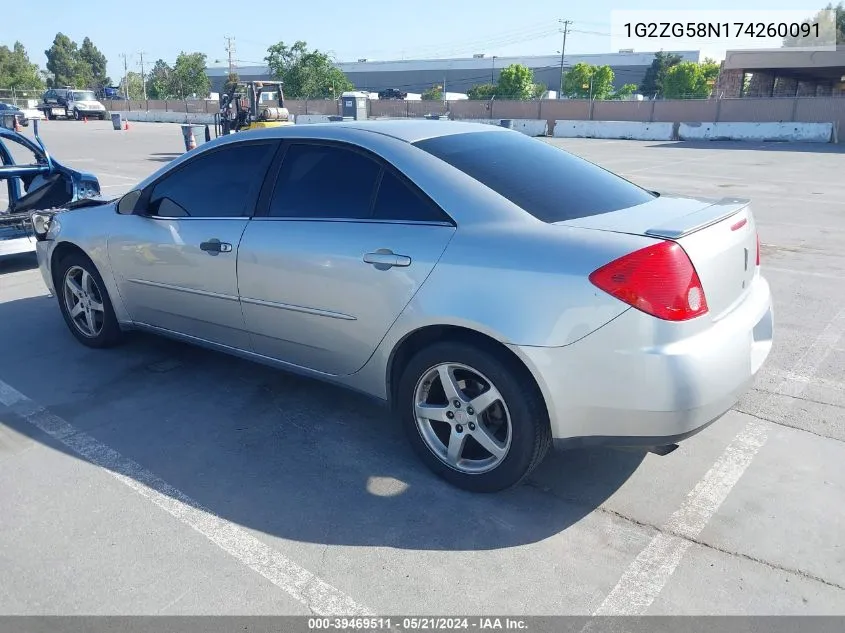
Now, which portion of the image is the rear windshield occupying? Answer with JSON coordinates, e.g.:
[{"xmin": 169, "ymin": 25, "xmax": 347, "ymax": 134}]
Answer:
[{"xmin": 413, "ymin": 131, "xmax": 655, "ymax": 223}]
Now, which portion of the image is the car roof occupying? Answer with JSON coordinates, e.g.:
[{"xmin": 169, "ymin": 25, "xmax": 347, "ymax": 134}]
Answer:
[{"xmin": 254, "ymin": 119, "xmax": 510, "ymax": 145}]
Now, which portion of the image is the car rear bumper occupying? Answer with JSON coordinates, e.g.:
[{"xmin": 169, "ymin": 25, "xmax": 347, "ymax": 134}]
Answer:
[{"xmin": 511, "ymin": 273, "xmax": 773, "ymax": 446}]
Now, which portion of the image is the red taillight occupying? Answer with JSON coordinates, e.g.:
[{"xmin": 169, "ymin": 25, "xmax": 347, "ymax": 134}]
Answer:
[
  {"xmin": 589, "ymin": 241, "xmax": 709, "ymax": 322},
  {"xmin": 756, "ymin": 233, "xmax": 760, "ymax": 266}
]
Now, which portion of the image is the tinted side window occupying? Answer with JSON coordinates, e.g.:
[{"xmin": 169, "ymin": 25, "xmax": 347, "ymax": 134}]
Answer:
[
  {"xmin": 372, "ymin": 170, "xmax": 449, "ymax": 223},
  {"xmin": 148, "ymin": 142, "xmax": 275, "ymax": 218},
  {"xmin": 268, "ymin": 144, "xmax": 380, "ymax": 219},
  {"xmin": 413, "ymin": 131, "xmax": 655, "ymax": 223}
]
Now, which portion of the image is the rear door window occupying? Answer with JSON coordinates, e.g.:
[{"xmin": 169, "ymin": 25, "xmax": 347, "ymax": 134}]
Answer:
[{"xmin": 413, "ymin": 131, "xmax": 655, "ymax": 223}]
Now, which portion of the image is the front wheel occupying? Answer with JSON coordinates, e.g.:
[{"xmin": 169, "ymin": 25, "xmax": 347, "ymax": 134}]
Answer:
[
  {"xmin": 55, "ymin": 251, "xmax": 125, "ymax": 348},
  {"xmin": 397, "ymin": 341, "xmax": 551, "ymax": 493},
  {"xmin": 73, "ymin": 108, "xmax": 81, "ymax": 121}
]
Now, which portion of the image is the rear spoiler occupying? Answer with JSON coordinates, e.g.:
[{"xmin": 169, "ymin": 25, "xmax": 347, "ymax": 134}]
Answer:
[{"xmin": 644, "ymin": 198, "xmax": 750, "ymax": 239}]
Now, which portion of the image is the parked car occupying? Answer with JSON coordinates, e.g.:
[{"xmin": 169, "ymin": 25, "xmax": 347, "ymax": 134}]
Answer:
[
  {"xmin": 30, "ymin": 120, "xmax": 773, "ymax": 492},
  {"xmin": 37, "ymin": 88, "xmax": 108, "ymax": 120},
  {"xmin": 1, "ymin": 121, "xmax": 102, "ymax": 257},
  {"xmin": 0, "ymin": 102, "xmax": 29, "ymax": 127}
]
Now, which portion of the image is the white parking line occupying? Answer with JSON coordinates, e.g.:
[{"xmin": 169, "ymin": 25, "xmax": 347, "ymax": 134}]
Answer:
[
  {"xmin": 0, "ymin": 380, "xmax": 373, "ymax": 617},
  {"xmin": 765, "ymin": 267, "xmax": 845, "ymax": 281},
  {"xmin": 593, "ymin": 308, "xmax": 845, "ymax": 616}
]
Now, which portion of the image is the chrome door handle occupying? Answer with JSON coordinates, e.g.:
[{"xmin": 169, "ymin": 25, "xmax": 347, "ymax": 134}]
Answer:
[
  {"xmin": 363, "ymin": 250, "xmax": 411, "ymax": 269},
  {"xmin": 200, "ymin": 239, "xmax": 233, "ymax": 255}
]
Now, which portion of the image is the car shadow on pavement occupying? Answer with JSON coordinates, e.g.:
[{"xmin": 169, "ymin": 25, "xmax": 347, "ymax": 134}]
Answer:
[
  {"xmin": 147, "ymin": 152, "xmax": 183, "ymax": 163},
  {"xmin": 647, "ymin": 141, "xmax": 845, "ymax": 153},
  {"xmin": 0, "ymin": 252, "xmax": 38, "ymax": 273},
  {"xmin": 0, "ymin": 295, "xmax": 645, "ymax": 552}
]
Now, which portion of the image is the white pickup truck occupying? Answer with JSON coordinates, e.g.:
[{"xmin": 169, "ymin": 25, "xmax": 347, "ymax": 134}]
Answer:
[{"xmin": 37, "ymin": 88, "xmax": 108, "ymax": 121}]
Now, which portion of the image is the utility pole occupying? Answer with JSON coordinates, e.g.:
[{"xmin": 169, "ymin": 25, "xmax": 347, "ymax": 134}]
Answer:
[
  {"xmin": 120, "ymin": 53, "xmax": 130, "ymax": 99},
  {"xmin": 558, "ymin": 19, "xmax": 572, "ymax": 99},
  {"xmin": 224, "ymin": 36, "xmax": 237, "ymax": 76},
  {"xmin": 138, "ymin": 51, "xmax": 147, "ymax": 101}
]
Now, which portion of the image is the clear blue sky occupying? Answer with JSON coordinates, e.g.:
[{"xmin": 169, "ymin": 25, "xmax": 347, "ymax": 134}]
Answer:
[{"xmin": 6, "ymin": 0, "xmax": 828, "ymax": 83}]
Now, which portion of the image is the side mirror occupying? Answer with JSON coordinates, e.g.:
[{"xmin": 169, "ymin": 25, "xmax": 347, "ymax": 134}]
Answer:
[{"xmin": 116, "ymin": 189, "xmax": 143, "ymax": 215}]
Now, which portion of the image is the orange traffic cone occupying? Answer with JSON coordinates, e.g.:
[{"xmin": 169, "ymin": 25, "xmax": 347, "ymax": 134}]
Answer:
[
  {"xmin": 124, "ymin": 121, "xmax": 129, "ymax": 130},
  {"xmin": 187, "ymin": 130, "xmax": 197, "ymax": 151},
  {"xmin": 83, "ymin": 116, "xmax": 88, "ymax": 123},
  {"xmin": 13, "ymin": 117, "xmax": 21, "ymax": 132}
]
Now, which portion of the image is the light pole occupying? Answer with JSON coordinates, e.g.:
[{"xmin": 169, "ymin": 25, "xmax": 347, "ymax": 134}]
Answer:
[{"xmin": 491, "ymin": 55, "xmax": 497, "ymax": 84}]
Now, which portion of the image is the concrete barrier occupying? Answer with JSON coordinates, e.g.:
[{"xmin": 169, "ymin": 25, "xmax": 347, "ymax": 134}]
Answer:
[
  {"xmin": 553, "ymin": 120, "xmax": 675, "ymax": 141},
  {"xmin": 449, "ymin": 118, "xmax": 547, "ymax": 136},
  {"xmin": 678, "ymin": 122, "xmax": 833, "ymax": 143},
  {"xmin": 112, "ymin": 110, "xmax": 215, "ymax": 125},
  {"xmin": 505, "ymin": 119, "xmax": 548, "ymax": 136},
  {"xmin": 294, "ymin": 114, "xmax": 332, "ymax": 124}
]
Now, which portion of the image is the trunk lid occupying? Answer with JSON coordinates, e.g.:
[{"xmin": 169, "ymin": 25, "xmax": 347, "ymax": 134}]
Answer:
[{"xmin": 557, "ymin": 194, "xmax": 758, "ymax": 320}]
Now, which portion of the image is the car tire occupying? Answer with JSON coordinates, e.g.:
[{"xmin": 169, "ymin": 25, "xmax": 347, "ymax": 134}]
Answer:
[
  {"xmin": 73, "ymin": 108, "xmax": 80, "ymax": 121},
  {"xmin": 54, "ymin": 251, "xmax": 125, "ymax": 349},
  {"xmin": 47, "ymin": 111, "xmax": 55, "ymax": 120},
  {"xmin": 397, "ymin": 341, "xmax": 551, "ymax": 493}
]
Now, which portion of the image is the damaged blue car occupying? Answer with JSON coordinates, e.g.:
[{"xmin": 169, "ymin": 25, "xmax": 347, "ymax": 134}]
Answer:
[{"xmin": 1, "ymin": 120, "xmax": 102, "ymax": 258}]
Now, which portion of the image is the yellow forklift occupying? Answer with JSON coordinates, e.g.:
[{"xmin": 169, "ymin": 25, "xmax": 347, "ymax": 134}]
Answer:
[{"xmin": 216, "ymin": 80, "xmax": 293, "ymax": 136}]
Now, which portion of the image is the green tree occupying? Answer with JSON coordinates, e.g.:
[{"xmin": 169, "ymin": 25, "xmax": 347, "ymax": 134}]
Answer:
[
  {"xmin": 119, "ymin": 71, "xmax": 145, "ymax": 100},
  {"xmin": 562, "ymin": 63, "xmax": 614, "ymax": 99},
  {"xmin": 79, "ymin": 37, "xmax": 109, "ymax": 90},
  {"xmin": 0, "ymin": 42, "xmax": 45, "ymax": 90},
  {"xmin": 146, "ymin": 59, "xmax": 173, "ymax": 99},
  {"xmin": 639, "ymin": 52, "xmax": 683, "ymax": 98},
  {"xmin": 531, "ymin": 83, "xmax": 548, "ymax": 98},
  {"xmin": 44, "ymin": 33, "xmax": 80, "ymax": 87},
  {"xmin": 663, "ymin": 60, "xmax": 720, "ymax": 99},
  {"xmin": 467, "ymin": 83, "xmax": 496, "ymax": 99},
  {"xmin": 223, "ymin": 72, "xmax": 240, "ymax": 94},
  {"xmin": 422, "ymin": 84, "xmax": 442, "ymax": 100},
  {"xmin": 170, "ymin": 52, "xmax": 211, "ymax": 99},
  {"xmin": 612, "ymin": 83, "xmax": 639, "ymax": 99},
  {"xmin": 496, "ymin": 63, "xmax": 536, "ymax": 99},
  {"xmin": 784, "ymin": 3, "xmax": 844, "ymax": 46},
  {"xmin": 265, "ymin": 40, "xmax": 353, "ymax": 99}
]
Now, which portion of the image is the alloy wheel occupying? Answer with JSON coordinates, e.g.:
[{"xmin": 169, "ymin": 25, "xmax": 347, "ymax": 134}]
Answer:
[
  {"xmin": 413, "ymin": 362, "xmax": 512, "ymax": 474},
  {"xmin": 62, "ymin": 265, "xmax": 105, "ymax": 338}
]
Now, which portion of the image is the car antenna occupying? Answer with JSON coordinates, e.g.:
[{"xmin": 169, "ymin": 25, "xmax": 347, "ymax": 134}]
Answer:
[{"xmin": 32, "ymin": 119, "xmax": 53, "ymax": 171}]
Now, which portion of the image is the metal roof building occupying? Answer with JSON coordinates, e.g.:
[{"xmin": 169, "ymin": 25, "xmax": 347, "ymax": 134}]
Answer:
[{"xmin": 207, "ymin": 50, "xmax": 702, "ymax": 95}]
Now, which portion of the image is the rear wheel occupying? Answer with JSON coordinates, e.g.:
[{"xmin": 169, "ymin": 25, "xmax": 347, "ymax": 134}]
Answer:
[
  {"xmin": 397, "ymin": 341, "xmax": 551, "ymax": 493},
  {"xmin": 55, "ymin": 252, "xmax": 125, "ymax": 348}
]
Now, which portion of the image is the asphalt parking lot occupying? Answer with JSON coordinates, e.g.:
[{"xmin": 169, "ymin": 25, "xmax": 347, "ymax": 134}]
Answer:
[{"xmin": 1, "ymin": 120, "xmax": 844, "ymax": 617}]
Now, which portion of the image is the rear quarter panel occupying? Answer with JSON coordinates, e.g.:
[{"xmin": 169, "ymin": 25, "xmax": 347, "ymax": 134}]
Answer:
[{"xmin": 345, "ymin": 219, "xmax": 663, "ymax": 400}]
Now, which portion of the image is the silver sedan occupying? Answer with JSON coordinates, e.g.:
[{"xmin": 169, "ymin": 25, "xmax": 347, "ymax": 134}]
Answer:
[{"xmin": 32, "ymin": 120, "xmax": 774, "ymax": 492}]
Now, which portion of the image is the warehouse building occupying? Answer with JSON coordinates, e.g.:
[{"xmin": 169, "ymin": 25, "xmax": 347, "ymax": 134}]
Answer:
[
  {"xmin": 207, "ymin": 50, "xmax": 701, "ymax": 96},
  {"xmin": 716, "ymin": 46, "xmax": 845, "ymax": 97}
]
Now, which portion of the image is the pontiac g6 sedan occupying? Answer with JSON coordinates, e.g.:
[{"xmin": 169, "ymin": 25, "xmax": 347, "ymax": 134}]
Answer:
[{"xmin": 33, "ymin": 120, "xmax": 773, "ymax": 492}]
